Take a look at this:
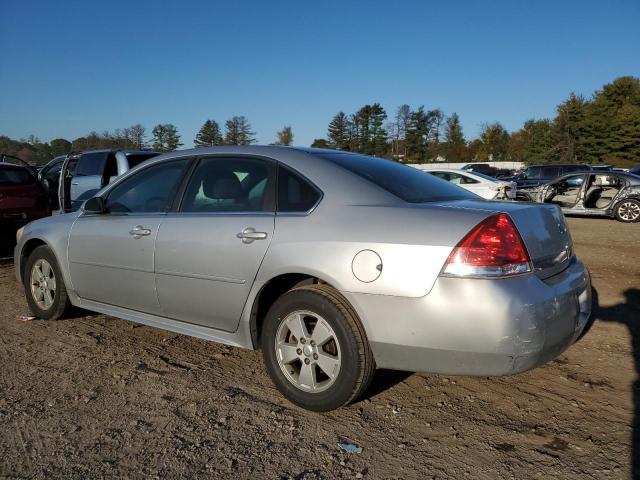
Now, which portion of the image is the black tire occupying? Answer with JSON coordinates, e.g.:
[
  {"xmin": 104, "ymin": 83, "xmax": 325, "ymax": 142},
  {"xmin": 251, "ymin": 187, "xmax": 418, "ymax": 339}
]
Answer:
[
  {"xmin": 23, "ymin": 245, "xmax": 72, "ymax": 320},
  {"xmin": 614, "ymin": 199, "xmax": 640, "ymax": 223},
  {"xmin": 261, "ymin": 284, "xmax": 375, "ymax": 411}
]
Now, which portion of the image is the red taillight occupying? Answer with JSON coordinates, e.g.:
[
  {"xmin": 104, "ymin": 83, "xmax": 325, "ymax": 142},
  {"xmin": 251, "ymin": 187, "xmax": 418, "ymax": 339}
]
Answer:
[{"xmin": 443, "ymin": 213, "xmax": 531, "ymax": 277}]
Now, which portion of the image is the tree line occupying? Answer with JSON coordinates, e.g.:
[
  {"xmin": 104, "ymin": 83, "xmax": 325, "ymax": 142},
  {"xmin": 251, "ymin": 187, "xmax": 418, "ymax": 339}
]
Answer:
[
  {"xmin": 0, "ymin": 116, "xmax": 294, "ymax": 166},
  {"xmin": 1, "ymin": 76, "xmax": 638, "ymax": 167},
  {"xmin": 312, "ymin": 76, "xmax": 640, "ymax": 167}
]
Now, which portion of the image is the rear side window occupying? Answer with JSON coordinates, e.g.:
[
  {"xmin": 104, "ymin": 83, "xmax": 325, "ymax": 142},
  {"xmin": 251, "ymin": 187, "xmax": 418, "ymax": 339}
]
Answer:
[
  {"xmin": 277, "ymin": 166, "xmax": 321, "ymax": 212},
  {"xmin": 542, "ymin": 167, "xmax": 560, "ymax": 179},
  {"xmin": 318, "ymin": 153, "xmax": 475, "ymax": 203},
  {"xmin": 0, "ymin": 167, "xmax": 33, "ymax": 185},
  {"xmin": 106, "ymin": 160, "xmax": 189, "ymax": 214},
  {"xmin": 75, "ymin": 152, "xmax": 108, "ymax": 176}
]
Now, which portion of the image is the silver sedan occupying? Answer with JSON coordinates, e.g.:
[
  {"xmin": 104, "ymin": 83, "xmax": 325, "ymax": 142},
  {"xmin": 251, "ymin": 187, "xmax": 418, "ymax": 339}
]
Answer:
[{"xmin": 15, "ymin": 146, "xmax": 592, "ymax": 411}]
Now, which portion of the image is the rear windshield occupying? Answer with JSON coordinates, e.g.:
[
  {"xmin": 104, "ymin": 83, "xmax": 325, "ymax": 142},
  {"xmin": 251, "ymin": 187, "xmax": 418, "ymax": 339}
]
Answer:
[
  {"xmin": 318, "ymin": 153, "xmax": 476, "ymax": 203},
  {"xmin": 0, "ymin": 167, "xmax": 33, "ymax": 185}
]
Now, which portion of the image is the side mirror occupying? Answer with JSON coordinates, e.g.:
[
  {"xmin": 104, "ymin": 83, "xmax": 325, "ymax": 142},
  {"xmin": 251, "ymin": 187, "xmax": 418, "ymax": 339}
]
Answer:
[
  {"xmin": 41, "ymin": 178, "xmax": 50, "ymax": 191},
  {"xmin": 83, "ymin": 196, "xmax": 107, "ymax": 214}
]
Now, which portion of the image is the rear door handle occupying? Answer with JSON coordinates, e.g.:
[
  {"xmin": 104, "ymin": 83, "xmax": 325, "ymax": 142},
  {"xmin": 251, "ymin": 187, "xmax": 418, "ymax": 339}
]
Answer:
[
  {"xmin": 129, "ymin": 225, "xmax": 152, "ymax": 238},
  {"xmin": 236, "ymin": 227, "xmax": 268, "ymax": 243}
]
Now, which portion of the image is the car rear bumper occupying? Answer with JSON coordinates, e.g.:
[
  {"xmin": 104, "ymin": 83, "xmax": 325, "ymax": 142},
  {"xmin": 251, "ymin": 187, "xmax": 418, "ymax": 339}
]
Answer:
[{"xmin": 342, "ymin": 257, "xmax": 591, "ymax": 375}]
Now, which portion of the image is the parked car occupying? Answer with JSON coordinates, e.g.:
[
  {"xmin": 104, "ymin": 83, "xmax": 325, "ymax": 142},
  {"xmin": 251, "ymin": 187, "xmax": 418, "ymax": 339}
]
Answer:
[
  {"xmin": 422, "ymin": 168, "xmax": 519, "ymax": 200},
  {"xmin": 15, "ymin": 146, "xmax": 592, "ymax": 411},
  {"xmin": 460, "ymin": 163, "xmax": 494, "ymax": 174},
  {"xmin": 1, "ymin": 153, "xmax": 37, "ymax": 175},
  {"xmin": 59, "ymin": 149, "xmax": 160, "ymax": 212},
  {"xmin": 531, "ymin": 171, "xmax": 640, "ymax": 222},
  {"xmin": 0, "ymin": 164, "xmax": 50, "ymax": 233},
  {"xmin": 506, "ymin": 164, "xmax": 593, "ymax": 190},
  {"xmin": 629, "ymin": 166, "xmax": 640, "ymax": 176}
]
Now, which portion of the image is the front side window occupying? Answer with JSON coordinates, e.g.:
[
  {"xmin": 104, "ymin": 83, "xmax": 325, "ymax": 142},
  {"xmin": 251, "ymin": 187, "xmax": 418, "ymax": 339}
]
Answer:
[
  {"xmin": 180, "ymin": 157, "xmax": 274, "ymax": 213},
  {"xmin": 106, "ymin": 159, "xmax": 189, "ymax": 214},
  {"xmin": 524, "ymin": 167, "xmax": 542, "ymax": 180},
  {"xmin": 277, "ymin": 165, "xmax": 321, "ymax": 212},
  {"xmin": 318, "ymin": 152, "xmax": 474, "ymax": 203},
  {"xmin": 562, "ymin": 175, "xmax": 585, "ymax": 187},
  {"xmin": 44, "ymin": 160, "xmax": 64, "ymax": 181}
]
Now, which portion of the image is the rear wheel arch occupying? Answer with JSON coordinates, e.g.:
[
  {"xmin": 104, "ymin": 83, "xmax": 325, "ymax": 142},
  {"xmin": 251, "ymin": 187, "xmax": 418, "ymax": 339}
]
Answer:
[{"xmin": 249, "ymin": 273, "xmax": 346, "ymax": 349}]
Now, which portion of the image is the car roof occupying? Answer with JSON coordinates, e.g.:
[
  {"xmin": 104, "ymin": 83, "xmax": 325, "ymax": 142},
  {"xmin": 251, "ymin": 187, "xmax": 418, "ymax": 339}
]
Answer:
[{"xmin": 526, "ymin": 164, "xmax": 590, "ymax": 168}]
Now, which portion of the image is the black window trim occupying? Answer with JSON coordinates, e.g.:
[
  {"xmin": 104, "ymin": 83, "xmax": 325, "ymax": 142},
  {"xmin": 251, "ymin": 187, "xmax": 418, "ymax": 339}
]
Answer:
[
  {"xmin": 173, "ymin": 154, "xmax": 278, "ymax": 216},
  {"xmin": 275, "ymin": 163, "xmax": 324, "ymax": 216}
]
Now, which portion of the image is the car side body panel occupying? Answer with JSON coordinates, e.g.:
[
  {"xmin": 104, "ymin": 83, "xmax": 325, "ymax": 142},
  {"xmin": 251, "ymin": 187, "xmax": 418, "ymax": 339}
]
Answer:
[{"xmin": 15, "ymin": 146, "xmax": 592, "ymax": 377}]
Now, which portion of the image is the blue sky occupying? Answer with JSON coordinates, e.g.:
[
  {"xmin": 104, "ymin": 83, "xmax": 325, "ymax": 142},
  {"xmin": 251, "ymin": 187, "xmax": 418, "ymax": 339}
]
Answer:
[{"xmin": 1, "ymin": 0, "xmax": 639, "ymax": 147}]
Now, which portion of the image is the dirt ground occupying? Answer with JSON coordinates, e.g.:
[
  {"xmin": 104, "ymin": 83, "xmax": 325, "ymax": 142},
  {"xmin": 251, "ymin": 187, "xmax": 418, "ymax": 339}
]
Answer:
[{"xmin": 0, "ymin": 217, "xmax": 638, "ymax": 479}]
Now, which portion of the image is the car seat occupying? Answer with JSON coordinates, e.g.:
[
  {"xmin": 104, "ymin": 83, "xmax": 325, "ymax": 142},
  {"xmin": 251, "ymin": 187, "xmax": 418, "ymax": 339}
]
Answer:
[{"xmin": 583, "ymin": 177, "xmax": 603, "ymax": 208}]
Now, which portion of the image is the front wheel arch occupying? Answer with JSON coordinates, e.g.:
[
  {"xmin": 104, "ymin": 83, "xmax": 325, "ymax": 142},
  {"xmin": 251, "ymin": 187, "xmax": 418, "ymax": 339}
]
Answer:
[{"xmin": 19, "ymin": 238, "xmax": 49, "ymax": 283}]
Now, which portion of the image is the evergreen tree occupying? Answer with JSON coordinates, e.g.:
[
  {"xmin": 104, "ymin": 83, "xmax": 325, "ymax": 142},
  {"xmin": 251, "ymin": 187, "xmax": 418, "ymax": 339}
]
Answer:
[
  {"xmin": 367, "ymin": 103, "xmax": 388, "ymax": 156},
  {"xmin": 478, "ymin": 122, "xmax": 510, "ymax": 161},
  {"xmin": 194, "ymin": 120, "xmax": 223, "ymax": 147},
  {"xmin": 519, "ymin": 119, "xmax": 553, "ymax": 164},
  {"xmin": 224, "ymin": 116, "xmax": 255, "ymax": 145},
  {"xmin": 152, "ymin": 123, "xmax": 182, "ymax": 152},
  {"xmin": 327, "ymin": 112, "xmax": 351, "ymax": 150},
  {"xmin": 441, "ymin": 113, "xmax": 466, "ymax": 162},
  {"xmin": 405, "ymin": 106, "xmax": 430, "ymax": 162},
  {"xmin": 275, "ymin": 126, "xmax": 294, "ymax": 146},
  {"xmin": 550, "ymin": 94, "xmax": 587, "ymax": 163}
]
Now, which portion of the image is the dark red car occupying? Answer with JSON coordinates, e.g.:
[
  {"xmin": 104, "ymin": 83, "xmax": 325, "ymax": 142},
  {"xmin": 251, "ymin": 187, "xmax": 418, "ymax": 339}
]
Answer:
[{"xmin": 0, "ymin": 164, "xmax": 50, "ymax": 233}]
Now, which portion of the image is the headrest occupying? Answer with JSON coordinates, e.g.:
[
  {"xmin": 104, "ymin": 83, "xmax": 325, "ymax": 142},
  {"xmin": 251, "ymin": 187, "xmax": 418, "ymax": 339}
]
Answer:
[
  {"xmin": 595, "ymin": 177, "xmax": 603, "ymax": 186},
  {"xmin": 202, "ymin": 168, "xmax": 241, "ymax": 199}
]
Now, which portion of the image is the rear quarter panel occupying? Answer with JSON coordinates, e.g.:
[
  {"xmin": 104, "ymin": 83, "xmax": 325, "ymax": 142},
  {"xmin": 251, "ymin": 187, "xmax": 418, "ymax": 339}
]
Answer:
[{"xmin": 257, "ymin": 203, "xmax": 492, "ymax": 298}]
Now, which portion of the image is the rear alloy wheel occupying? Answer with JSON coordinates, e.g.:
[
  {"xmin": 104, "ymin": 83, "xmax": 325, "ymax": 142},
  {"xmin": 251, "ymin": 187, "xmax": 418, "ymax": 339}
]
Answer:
[
  {"xmin": 262, "ymin": 284, "xmax": 375, "ymax": 411},
  {"xmin": 614, "ymin": 199, "xmax": 640, "ymax": 223},
  {"xmin": 24, "ymin": 245, "xmax": 71, "ymax": 320}
]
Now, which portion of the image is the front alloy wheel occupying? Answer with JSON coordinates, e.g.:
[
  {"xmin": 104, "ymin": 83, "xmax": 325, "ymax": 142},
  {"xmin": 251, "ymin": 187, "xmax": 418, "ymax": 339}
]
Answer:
[
  {"xmin": 30, "ymin": 259, "xmax": 57, "ymax": 310},
  {"xmin": 24, "ymin": 245, "xmax": 71, "ymax": 320}
]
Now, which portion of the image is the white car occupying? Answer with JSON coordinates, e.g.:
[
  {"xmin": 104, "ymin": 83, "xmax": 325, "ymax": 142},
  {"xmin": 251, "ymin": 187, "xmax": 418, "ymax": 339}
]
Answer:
[{"xmin": 422, "ymin": 168, "xmax": 518, "ymax": 200}]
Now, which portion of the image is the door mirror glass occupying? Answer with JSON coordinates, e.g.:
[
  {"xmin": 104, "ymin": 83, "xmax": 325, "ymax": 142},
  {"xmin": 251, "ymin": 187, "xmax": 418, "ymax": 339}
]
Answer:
[{"xmin": 83, "ymin": 196, "xmax": 106, "ymax": 214}]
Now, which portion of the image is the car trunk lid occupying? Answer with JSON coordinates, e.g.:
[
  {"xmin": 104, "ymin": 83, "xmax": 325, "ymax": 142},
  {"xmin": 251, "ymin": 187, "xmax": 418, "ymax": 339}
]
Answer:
[{"xmin": 433, "ymin": 199, "xmax": 573, "ymax": 279}]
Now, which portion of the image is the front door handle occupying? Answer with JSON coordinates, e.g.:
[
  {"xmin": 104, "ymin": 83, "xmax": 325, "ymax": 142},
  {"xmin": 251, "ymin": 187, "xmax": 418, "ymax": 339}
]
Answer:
[
  {"xmin": 129, "ymin": 225, "xmax": 152, "ymax": 239},
  {"xmin": 236, "ymin": 227, "xmax": 268, "ymax": 244}
]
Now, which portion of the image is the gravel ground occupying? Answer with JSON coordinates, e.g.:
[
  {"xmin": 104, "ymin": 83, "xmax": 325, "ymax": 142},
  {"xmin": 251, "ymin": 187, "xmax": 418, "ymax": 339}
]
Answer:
[{"xmin": 0, "ymin": 217, "xmax": 638, "ymax": 479}]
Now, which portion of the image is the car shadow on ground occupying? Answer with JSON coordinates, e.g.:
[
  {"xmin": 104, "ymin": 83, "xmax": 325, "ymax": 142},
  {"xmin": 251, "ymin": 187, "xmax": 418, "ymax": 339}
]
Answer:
[
  {"xmin": 359, "ymin": 369, "xmax": 413, "ymax": 402},
  {"xmin": 590, "ymin": 287, "xmax": 640, "ymax": 478}
]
